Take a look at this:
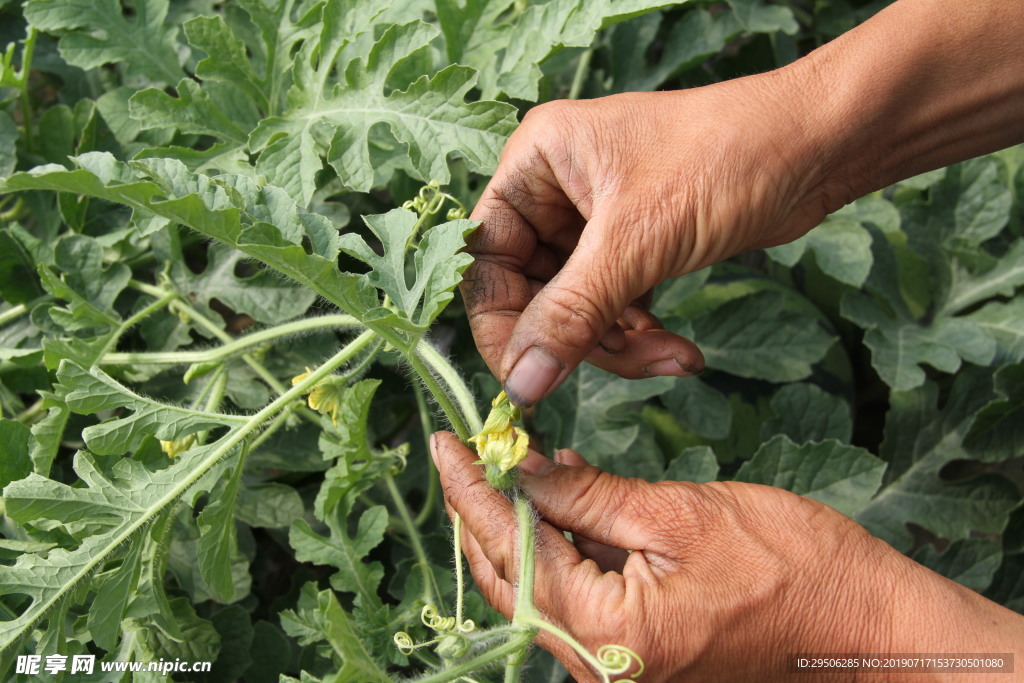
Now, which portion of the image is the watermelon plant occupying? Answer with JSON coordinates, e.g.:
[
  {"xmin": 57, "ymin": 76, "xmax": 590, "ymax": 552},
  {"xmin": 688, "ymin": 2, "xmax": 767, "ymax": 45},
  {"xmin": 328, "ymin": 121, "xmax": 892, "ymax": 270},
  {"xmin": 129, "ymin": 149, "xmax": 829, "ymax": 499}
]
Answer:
[{"xmin": 0, "ymin": 0, "xmax": 1021, "ymax": 681}]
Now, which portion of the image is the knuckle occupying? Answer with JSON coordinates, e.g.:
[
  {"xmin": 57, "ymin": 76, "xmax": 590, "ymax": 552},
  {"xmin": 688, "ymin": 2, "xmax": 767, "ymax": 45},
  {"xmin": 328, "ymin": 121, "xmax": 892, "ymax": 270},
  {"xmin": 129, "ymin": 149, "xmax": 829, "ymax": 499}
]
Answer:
[
  {"xmin": 563, "ymin": 469, "xmax": 637, "ymax": 544},
  {"xmin": 538, "ymin": 284, "xmax": 611, "ymax": 348},
  {"xmin": 521, "ymin": 99, "xmax": 574, "ymax": 129}
]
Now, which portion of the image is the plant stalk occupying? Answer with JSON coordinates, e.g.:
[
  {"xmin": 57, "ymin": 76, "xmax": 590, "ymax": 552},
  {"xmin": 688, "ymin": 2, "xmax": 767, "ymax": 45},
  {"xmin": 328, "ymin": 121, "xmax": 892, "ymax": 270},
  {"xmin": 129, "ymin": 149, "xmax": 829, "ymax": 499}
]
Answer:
[
  {"xmin": 101, "ymin": 313, "xmax": 361, "ymax": 366},
  {"xmin": 0, "ymin": 303, "xmax": 28, "ymax": 328},
  {"xmin": 384, "ymin": 471, "xmax": 446, "ymax": 614}
]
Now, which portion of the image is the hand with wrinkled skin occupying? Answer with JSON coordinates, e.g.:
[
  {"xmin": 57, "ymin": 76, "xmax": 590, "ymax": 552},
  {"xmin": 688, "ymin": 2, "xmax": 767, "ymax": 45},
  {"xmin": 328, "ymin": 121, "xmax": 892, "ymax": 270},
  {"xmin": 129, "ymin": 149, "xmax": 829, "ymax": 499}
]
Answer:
[
  {"xmin": 461, "ymin": 75, "xmax": 826, "ymax": 407},
  {"xmin": 464, "ymin": 0, "xmax": 1024, "ymax": 408},
  {"xmin": 431, "ymin": 432, "xmax": 1024, "ymax": 682}
]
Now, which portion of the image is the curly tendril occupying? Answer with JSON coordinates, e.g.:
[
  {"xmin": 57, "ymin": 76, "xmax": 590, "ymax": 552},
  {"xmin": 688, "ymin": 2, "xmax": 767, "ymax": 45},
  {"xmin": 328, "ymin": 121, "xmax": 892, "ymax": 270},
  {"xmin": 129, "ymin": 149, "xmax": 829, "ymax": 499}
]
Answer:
[
  {"xmin": 400, "ymin": 180, "xmax": 467, "ymax": 221},
  {"xmin": 420, "ymin": 604, "xmax": 475, "ymax": 633},
  {"xmin": 596, "ymin": 645, "xmax": 646, "ymax": 679},
  {"xmin": 393, "ymin": 631, "xmax": 417, "ymax": 655}
]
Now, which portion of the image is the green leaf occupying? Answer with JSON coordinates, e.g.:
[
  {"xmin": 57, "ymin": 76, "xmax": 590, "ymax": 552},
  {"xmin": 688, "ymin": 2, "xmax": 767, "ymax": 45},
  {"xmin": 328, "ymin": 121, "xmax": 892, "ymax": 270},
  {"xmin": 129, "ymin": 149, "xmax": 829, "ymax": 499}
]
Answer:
[
  {"xmin": 913, "ymin": 539, "xmax": 1002, "ymax": 592},
  {"xmin": 0, "ymin": 439, "xmax": 224, "ymax": 651},
  {"xmin": 939, "ymin": 239, "xmax": 1024, "ymax": 316},
  {"xmin": 58, "ymin": 360, "xmax": 246, "ymax": 455},
  {"xmin": 130, "ymin": 78, "xmax": 258, "ymax": 148},
  {"xmin": 840, "ymin": 291, "xmax": 994, "ymax": 391},
  {"xmin": 87, "ymin": 535, "xmax": 143, "ymax": 650},
  {"xmin": 727, "ymin": 0, "xmax": 798, "ymax": 34},
  {"xmin": 200, "ymin": 605, "xmax": 255, "ymax": 683},
  {"xmin": 152, "ymin": 597, "xmax": 221, "ymax": 665},
  {"xmin": 0, "ymin": 154, "xmax": 367, "ymax": 327},
  {"xmin": 0, "ymin": 227, "xmax": 44, "ymax": 304},
  {"xmin": 663, "ymin": 445, "xmax": 718, "ymax": 484},
  {"xmin": 250, "ymin": 14, "xmax": 516, "ymax": 200},
  {"xmin": 24, "ymin": 0, "xmax": 184, "ymax": 86},
  {"xmin": 236, "ymin": 482, "xmax": 304, "ymax": 529},
  {"xmin": 41, "ymin": 234, "xmax": 131, "ymax": 332},
  {"xmin": 606, "ymin": 9, "xmax": 742, "ymax": 93},
  {"xmin": 766, "ymin": 216, "xmax": 874, "ymax": 287},
  {"xmin": 456, "ymin": 0, "xmax": 688, "ymax": 101},
  {"xmin": 244, "ymin": 621, "xmax": 293, "ymax": 683},
  {"xmin": 661, "ymin": 378, "xmax": 731, "ymax": 440},
  {"xmin": 290, "ymin": 504, "xmax": 388, "ymax": 608},
  {"xmin": 950, "ymin": 156, "xmax": 1013, "ymax": 246},
  {"xmin": 140, "ymin": 1, "xmax": 518, "ymax": 201},
  {"xmin": 856, "ymin": 369, "xmax": 1021, "ymax": 551},
  {"xmin": 761, "ymin": 383, "xmax": 852, "ymax": 444},
  {"xmin": 985, "ymin": 554, "xmax": 1024, "ymax": 614},
  {"xmin": 279, "ymin": 583, "xmax": 390, "ymax": 682},
  {"xmin": 172, "ymin": 243, "xmax": 317, "ymax": 325},
  {"xmin": 967, "ymin": 298, "xmax": 1024, "ymax": 365},
  {"xmin": 962, "ymin": 363, "xmax": 1024, "ymax": 462},
  {"xmin": 736, "ymin": 436, "xmax": 885, "ymax": 517},
  {"xmin": 29, "ymin": 391, "xmax": 69, "ymax": 476},
  {"xmin": 536, "ymin": 365, "xmax": 674, "ymax": 479},
  {"xmin": 197, "ymin": 455, "xmax": 245, "ymax": 602},
  {"xmin": 670, "ymin": 291, "xmax": 836, "ymax": 382},
  {"xmin": 338, "ymin": 209, "xmax": 475, "ymax": 330},
  {"xmin": 0, "ymin": 110, "xmax": 17, "ymax": 176},
  {"xmin": 0, "ymin": 419, "xmax": 32, "ymax": 493}
]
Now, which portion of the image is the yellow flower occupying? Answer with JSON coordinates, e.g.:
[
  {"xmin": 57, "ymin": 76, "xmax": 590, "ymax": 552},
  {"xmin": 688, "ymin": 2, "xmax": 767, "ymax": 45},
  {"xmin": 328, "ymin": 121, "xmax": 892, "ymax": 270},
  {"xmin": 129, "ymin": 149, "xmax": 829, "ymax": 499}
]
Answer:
[
  {"xmin": 470, "ymin": 392, "xmax": 529, "ymax": 473},
  {"xmin": 160, "ymin": 434, "xmax": 196, "ymax": 458},
  {"xmin": 291, "ymin": 367, "xmax": 347, "ymax": 426},
  {"xmin": 307, "ymin": 382, "xmax": 345, "ymax": 426}
]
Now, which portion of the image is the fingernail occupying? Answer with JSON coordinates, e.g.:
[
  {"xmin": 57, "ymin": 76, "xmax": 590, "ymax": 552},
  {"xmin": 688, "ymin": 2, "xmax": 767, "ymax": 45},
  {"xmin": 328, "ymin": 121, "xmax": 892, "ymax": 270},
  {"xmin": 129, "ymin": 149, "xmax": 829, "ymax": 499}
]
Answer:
[
  {"xmin": 504, "ymin": 346, "xmax": 564, "ymax": 407},
  {"xmin": 429, "ymin": 432, "xmax": 440, "ymax": 470},
  {"xmin": 643, "ymin": 358, "xmax": 701, "ymax": 377}
]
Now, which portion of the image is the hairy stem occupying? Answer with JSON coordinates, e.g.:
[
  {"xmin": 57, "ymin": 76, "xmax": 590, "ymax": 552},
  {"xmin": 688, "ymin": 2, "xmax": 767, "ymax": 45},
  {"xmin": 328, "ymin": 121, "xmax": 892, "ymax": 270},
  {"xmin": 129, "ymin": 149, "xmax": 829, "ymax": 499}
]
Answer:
[
  {"xmin": 101, "ymin": 314, "xmax": 361, "ymax": 366},
  {"xmin": 98, "ymin": 289, "xmax": 179, "ymax": 360},
  {"xmin": 408, "ymin": 351, "xmax": 475, "ymax": 443},
  {"xmin": 413, "ymin": 382, "xmax": 439, "ymax": 527},
  {"xmin": 384, "ymin": 472, "xmax": 446, "ymax": 613},
  {"xmin": 516, "ymin": 615, "xmax": 613, "ymax": 683},
  {"xmin": 504, "ymin": 494, "xmax": 539, "ymax": 681},
  {"xmin": 453, "ymin": 513, "xmax": 467, "ymax": 629},
  {"xmin": 413, "ymin": 341, "xmax": 483, "ymax": 435},
  {"xmin": 415, "ymin": 631, "xmax": 535, "ymax": 683},
  {"xmin": 14, "ymin": 398, "xmax": 43, "ymax": 424},
  {"xmin": 0, "ymin": 331, "xmax": 376, "ymax": 652}
]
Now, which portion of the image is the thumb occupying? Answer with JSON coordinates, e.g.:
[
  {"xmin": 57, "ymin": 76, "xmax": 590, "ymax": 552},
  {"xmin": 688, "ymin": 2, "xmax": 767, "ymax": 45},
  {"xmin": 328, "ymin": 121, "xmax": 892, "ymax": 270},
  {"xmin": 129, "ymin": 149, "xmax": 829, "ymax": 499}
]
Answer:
[
  {"xmin": 500, "ymin": 227, "xmax": 639, "ymax": 407},
  {"xmin": 519, "ymin": 461, "xmax": 662, "ymax": 552},
  {"xmin": 500, "ymin": 216, "xmax": 703, "ymax": 406}
]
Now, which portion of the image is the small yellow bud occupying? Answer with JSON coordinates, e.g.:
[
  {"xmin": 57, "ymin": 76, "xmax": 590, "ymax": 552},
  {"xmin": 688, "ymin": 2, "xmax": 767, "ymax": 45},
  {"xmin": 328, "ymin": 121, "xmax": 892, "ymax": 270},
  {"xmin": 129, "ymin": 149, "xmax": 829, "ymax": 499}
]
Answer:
[
  {"xmin": 470, "ymin": 392, "xmax": 529, "ymax": 474},
  {"xmin": 160, "ymin": 434, "xmax": 196, "ymax": 458},
  {"xmin": 307, "ymin": 383, "xmax": 345, "ymax": 426},
  {"xmin": 290, "ymin": 367, "xmax": 313, "ymax": 386}
]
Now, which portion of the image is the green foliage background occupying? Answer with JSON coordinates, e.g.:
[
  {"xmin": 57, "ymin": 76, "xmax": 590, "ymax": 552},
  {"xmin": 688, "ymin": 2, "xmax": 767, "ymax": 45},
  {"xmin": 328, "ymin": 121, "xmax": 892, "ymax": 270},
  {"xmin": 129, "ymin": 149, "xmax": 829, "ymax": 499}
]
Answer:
[{"xmin": 0, "ymin": 0, "xmax": 1021, "ymax": 680}]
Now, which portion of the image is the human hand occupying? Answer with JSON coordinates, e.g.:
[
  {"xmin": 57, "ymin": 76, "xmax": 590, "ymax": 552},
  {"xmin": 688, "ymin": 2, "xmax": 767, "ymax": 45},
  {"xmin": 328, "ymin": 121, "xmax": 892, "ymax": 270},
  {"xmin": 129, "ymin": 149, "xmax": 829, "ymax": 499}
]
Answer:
[
  {"xmin": 462, "ymin": 75, "xmax": 836, "ymax": 407},
  {"xmin": 431, "ymin": 431, "xmax": 1024, "ymax": 682}
]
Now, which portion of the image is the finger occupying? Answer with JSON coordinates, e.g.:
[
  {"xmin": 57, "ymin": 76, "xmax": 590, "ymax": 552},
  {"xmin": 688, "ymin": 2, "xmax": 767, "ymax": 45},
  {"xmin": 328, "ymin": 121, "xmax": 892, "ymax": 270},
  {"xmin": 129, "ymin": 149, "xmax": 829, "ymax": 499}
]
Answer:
[
  {"xmin": 519, "ymin": 457, "xmax": 695, "ymax": 554},
  {"xmin": 526, "ymin": 280, "xmax": 627, "ymax": 357},
  {"xmin": 432, "ymin": 432, "xmax": 580, "ymax": 584},
  {"xmin": 459, "ymin": 525, "xmax": 516, "ymax": 620},
  {"xmin": 552, "ymin": 450, "xmax": 629, "ymax": 573},
  {"xmin": 499, "ymin": 210, "xmax": 683, "ymax": 406},
  {"xmin": 618, "ymin": 301, "xmax": 660, "ymax": 331},
  {"xmin": 585, "ymin": 328, "xmax": 704, "ymax": 379},
  {"xmin": 462, "ymin": 146, "xmax": 585, "ymax": 376},
  {"xmin": 452, "ymin": 471, "xmax": 604, "ymax": 683},
  {"xmin": 433, "ymin": 432, "xmax": 620, "ymax": 624}
]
